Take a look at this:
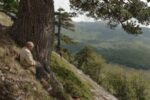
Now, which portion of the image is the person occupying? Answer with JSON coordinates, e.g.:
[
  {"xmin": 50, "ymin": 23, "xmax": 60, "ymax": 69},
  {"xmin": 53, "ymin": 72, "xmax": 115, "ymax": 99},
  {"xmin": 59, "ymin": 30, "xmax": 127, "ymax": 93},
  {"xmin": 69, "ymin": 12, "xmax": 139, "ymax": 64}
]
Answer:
[
  {"xmin": 19, "ymin": 41, "xmax": 50, "ymax": 79},
  {"xmin": 20, "ymin": 41, "xmax": 37, "ymax": 67},
  {"xmin": 20, "ymin": 41, "xmax": 42, "ymax": 76},
  {"xmin": 19, "ymin": 41, "xmax": 52, "ymax": 91}
]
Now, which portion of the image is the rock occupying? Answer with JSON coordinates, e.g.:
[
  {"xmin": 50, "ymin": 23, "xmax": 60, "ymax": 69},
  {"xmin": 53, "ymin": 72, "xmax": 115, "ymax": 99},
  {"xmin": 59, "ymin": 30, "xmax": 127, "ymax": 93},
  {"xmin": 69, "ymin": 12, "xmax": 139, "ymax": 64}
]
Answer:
[
  {"xmin": 1, "ymin": 76, "xmax": 5, "ymax": 81},
  {"xmin": 33, "ymin": 87, "xmax": 37, "ymax": 91}
]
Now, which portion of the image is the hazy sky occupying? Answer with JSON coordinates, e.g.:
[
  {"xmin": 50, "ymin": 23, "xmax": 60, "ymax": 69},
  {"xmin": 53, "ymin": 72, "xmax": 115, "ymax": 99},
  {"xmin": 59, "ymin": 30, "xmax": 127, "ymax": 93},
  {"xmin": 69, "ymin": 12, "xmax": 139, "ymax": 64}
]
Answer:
[
  {"xmin": 54, "ymin": 0, "xmax": 70, "ymax": 11},
  {"xmin": 54, "ymin": 0, "xmax": 94, "ymax": 22}
]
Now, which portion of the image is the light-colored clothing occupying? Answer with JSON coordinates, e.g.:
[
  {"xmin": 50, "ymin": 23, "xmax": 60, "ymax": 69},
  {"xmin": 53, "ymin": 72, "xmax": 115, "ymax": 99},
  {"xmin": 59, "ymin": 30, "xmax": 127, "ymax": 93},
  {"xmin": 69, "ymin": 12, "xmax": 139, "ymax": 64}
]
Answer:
[{"xmin": 20, "ymin": 47, "xmax": 36, "ymax": 67}]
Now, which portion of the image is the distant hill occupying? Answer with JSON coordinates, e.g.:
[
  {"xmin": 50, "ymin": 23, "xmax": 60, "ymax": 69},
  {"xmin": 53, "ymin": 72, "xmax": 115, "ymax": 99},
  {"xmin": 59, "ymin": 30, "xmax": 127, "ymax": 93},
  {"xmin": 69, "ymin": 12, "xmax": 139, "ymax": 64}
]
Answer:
[{"xmin": 63, "ymin": 22, "xmax": 150, "ymax": 69}]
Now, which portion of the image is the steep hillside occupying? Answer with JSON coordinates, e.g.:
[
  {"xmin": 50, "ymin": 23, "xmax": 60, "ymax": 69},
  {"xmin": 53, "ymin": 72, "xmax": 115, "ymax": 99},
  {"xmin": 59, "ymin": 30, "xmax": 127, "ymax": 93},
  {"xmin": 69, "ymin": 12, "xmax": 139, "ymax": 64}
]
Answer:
[
  {"xmin": 0, "ymin": 13, "xmax": 117, "ymax": 100},
  {"xmin": 0, "ymin": 31, "xmax": 54, "ymax": 100},
  {"xmin": 51, "ymin": 52, "xmax": 117, "ymax": 100},
  {"xmin": 0, "ymin": 32, "xmax": 117, "ymax": 100}
]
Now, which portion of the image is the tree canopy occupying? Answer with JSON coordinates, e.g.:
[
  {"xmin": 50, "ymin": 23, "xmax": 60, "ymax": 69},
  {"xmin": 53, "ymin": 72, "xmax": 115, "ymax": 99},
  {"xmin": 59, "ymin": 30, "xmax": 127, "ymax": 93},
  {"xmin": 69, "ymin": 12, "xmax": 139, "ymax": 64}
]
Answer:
[
  {"xmin": 70, "ymin": 0, "xmax": 150, "ymax": 34},
  {"xmin": 1, "ymin": 0, "xmax": 150, "ymax": 34},
  {"xmin": 55, "ymin": 8, "xmax": 75, "ymax": 31}
]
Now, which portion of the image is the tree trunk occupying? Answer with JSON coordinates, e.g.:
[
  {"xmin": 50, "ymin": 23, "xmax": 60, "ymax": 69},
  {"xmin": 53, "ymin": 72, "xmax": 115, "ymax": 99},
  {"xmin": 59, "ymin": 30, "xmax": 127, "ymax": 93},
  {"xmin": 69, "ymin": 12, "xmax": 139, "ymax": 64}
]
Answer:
[
  {"xmin": 11, "ymin": 0, "xmax": 54, "ymax": 63},
  {"xmin": 11, "ymin": 0, "xmax": 68, "ymax": 99},
  {"xmin": 57, "ymin": 13, "xmax": 61, "ymax": 53}
]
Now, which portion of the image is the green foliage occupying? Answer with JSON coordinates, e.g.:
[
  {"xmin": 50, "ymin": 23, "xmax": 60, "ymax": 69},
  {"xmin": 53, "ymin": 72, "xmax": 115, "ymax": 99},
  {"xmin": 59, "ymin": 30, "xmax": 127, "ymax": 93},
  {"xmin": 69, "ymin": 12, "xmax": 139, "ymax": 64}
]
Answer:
[
  {"xmin": 55, "ymin": 8, "xmax": 75, "ymax": 31},
  {"xmin": 99, "ymin": 46, "xmax": 150, "ymax": 69},
  {"xmin": 100, "ymin": 69, "xmax": 149, "ymax": 100},
  {"xmin": 55, "ymin": 8, "xmax": 76, "ymax": 53},
  {"xmin": 109, "ymin": 69, "xmax": 149, "ymax": 100},
  {"xmin": 59, "ymin": 47, "xmax": 74, "ymax": 63},
  {"xmin": 51, "ymin": 52, "xmax": 93, "ymax": 100},
  {"xmin": 70, "ymin": 0, "xmax": 150, "ymax": 34},
  {"xmin": 75, "ymin": 46, "xmax": 94, "ymax": 67},
  {"xmin": 0, "ymin": 0, "xmax": 19, "ymax": 20},
  {"xmin": 74, "ymin": 47, "xmax": 150, "ymax": 100},
  {"xmin": 61, "ymin": 34, "xmax": 76, "ymax": 44},
  {"xmin": 75, "ymin": 46, "xmax": 106, "ymax": 82}
]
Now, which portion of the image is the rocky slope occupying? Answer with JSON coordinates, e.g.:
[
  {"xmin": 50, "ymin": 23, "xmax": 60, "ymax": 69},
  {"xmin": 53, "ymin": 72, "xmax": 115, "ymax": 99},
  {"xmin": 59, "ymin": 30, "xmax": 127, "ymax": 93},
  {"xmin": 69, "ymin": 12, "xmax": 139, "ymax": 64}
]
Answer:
[{"xmin": 0, "ymin": 31, "xmax": 54, "ymax": 100}]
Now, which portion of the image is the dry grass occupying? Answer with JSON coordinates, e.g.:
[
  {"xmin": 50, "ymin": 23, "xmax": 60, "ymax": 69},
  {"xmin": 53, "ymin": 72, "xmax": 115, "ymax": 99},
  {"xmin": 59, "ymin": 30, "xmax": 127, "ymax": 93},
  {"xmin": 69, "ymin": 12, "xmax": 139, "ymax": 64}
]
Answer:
[
  {"xmin": 0, "ymin": 12, "xmax": 13, "ymax": 26},
  {"xmin": 0, "ymin": 31, "xmax": 54, "ymax": 100}
]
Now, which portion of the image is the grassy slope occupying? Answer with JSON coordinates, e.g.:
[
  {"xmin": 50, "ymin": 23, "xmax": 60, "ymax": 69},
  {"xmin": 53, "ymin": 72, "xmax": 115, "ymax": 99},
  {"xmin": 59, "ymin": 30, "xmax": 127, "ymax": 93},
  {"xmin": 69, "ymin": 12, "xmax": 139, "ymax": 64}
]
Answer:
[
  {"xmin": 0, "ymin": 12, "xmax": 52, "ymax": 99},
  {"xmin": 0, "ymin": 32, "xmax": 54, "ymax": 100},
  {"xmin": 51, "ymin": 52, "xmax": 117, "ymax": 100},
  {"xmin": 0, "ymin": 32, "xmax": 117, "ymax": 100},
  {"xmin": 51, "ymin": 52, "xmax": 93, "ymax": 100}
]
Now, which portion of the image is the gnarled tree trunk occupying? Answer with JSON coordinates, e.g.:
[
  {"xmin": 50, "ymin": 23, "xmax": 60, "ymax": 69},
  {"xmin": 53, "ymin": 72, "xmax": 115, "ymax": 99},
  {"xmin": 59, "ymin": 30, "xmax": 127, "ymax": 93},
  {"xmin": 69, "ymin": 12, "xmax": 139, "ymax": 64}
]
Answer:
[
  {"xmin": 11, "ymin": 0, "xmax": 67, "ymax": 99},
  {"xmin": 11, "ymin": 0, "xmax": 54, "ymax": 63}
]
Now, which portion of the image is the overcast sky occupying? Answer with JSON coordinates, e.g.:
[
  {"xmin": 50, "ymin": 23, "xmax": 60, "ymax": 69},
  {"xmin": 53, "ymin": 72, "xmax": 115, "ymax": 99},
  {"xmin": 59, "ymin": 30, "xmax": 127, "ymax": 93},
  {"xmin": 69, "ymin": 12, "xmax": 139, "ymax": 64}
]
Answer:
[
  {"xmin": 54, "ymin": 0, "xmax": 94, "ymax": 22},
  {"xmin": 54, "ymin": 0, "xmax": 150, "ymax": 25}
]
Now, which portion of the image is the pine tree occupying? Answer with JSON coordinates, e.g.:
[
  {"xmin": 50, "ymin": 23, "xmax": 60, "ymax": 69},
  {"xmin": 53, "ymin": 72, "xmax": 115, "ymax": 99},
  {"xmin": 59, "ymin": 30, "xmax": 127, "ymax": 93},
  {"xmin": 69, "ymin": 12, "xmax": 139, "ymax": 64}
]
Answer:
[
  {"xmin": 74, "ymin": 46, "xmax": 105, "ymax": 83},
  {"xmin": 55, "ymin": 8, "xmax": 75, "ymax": 52},
  {"xmin": 70, "ymin": 0, "xmax": 150, "ymax": 34},
  {"xmin": 75, "ymin": 46, "xmax": 94, "ymax": 67}
]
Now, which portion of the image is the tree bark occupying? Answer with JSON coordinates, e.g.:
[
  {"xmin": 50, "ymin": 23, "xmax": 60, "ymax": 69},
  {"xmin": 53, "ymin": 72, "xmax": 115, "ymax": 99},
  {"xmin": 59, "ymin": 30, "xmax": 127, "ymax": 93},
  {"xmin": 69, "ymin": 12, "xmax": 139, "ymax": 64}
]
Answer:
[
  {"xmin": 10, "ymin": 0, "xmax": 68, "ymax": 99},
  {"xmin": 11, "ymin": 0, "xmax": 54, "ymax": 63}
]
